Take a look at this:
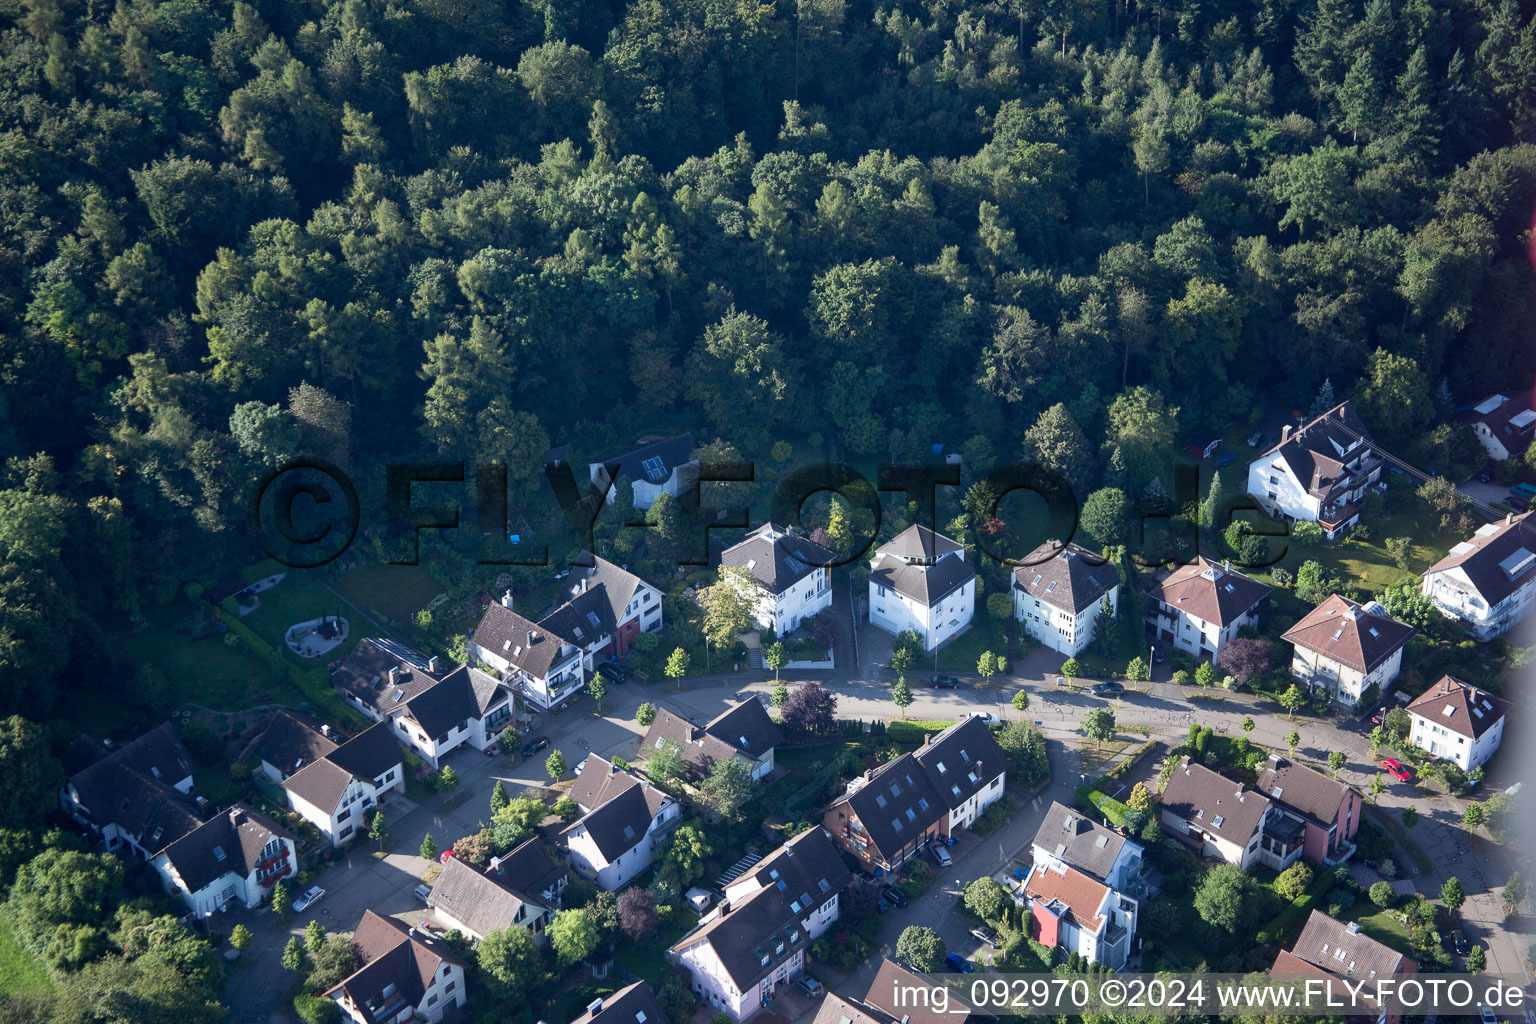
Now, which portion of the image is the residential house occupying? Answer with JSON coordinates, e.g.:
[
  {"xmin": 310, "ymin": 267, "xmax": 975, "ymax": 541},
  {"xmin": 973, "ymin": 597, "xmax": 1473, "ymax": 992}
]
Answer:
[
  {"xmin": 283, "ymin": 722, "xmax": 405, "ymax": 847},
  {"xmin": 427, "ymin": 838, "xmax": 565, "ymax": 942},
  {"xmin": 61, "ymin": 722, "xmax": 204, "ymax": 860},
  {"xmin": 868, "ymin": 525, "xmax": 976, "ymax": 651},
  {"xmin": 823, "ymin": 716, "xmax": 1008, "ymax": 874},
  {"xmin": 1271, "ymin": 911, "xmax": 1417, "ymax": 1024},
  {"xmin": 1029, "ymin": 801, "xmax": 1143, "ymax": 890},
  {"xmin": 721, "ymin": 523, "xmax": 835, "ymax": 637},
  {"xmin": 1421, "ymin": 512, "xmax": 1536, "ymax": 641},
  {"xmin": 390, "ymin": 665, "xmax": 515, "ymax": 768},
  {"xmin": 1281, "ymin": 595, "xmax": 1415, "ymax": 708},
  {"xmin": 1254, "ymin": 754, "xmax": 1361, "ymax": 865},
  {"xmin": 563, "ymin": 755, "xmax": 681, "ymax": 890},
  {"xmin": 860, "ymin": 959, "xmax": 992, "ymax": 1024},
  {"xmin": 641, "ymin": 699, "xmax": 782, "ymax": 782},
  {"xmin": 569, "ymin": 981, "xmax": 667, "ymax": 1024},
  {"xmin": 1467, "ymin": 394, "xmax": 1536, "ymax": 462},
  {"xmin": 1158, "ymin": 757, "xmax": 1303, "ymax": 871},
  {"xmin": 333, "ymin": 637, "xmax": 446, "ymax": 723},
  {"xmin": 150, "ymin": 803, "xmax": 296, "ymax": 916},
  {"xmin": 1245, "ymin": 402, "xmax": 1385, "ymax": 539},
  {"xmin": 470, "ymin": 596, "xmax": 592, "ymax": 711},
  {"xmin": 243, "ymin": 711, "xmax": 337, "ymax": 784},
  {"xmin": 326, "ymin": 911, "xmax": 467, "ymax": 1024},
  {"xmin": 810, "ymin": 992, "xmax": 898, "ymax": 1024},
  {"xmin": 671, "ymin": 827, "xmax": 850, "ymax": 1020},
  {"xmin": 1405, "ymin": 675, "xmax": 1509, "ymax": 772},
  {"xmin": 1012, "ymin": 541, "xmax": 1119, "ymax": 657},
  {"xmin": 562, "ymin": 553, "xmax": 664, "ymax": 658},
  {"xmin": 1146, "ymin": 557, "xmax": 1271, "ymax": 666},
  {"xmin": 589, "ymin": 433, "xmax": 697, "ymax": 510},
  {"xmin": 1022, "ymin": 859, "xmax": 1138, "ymax": 969}
]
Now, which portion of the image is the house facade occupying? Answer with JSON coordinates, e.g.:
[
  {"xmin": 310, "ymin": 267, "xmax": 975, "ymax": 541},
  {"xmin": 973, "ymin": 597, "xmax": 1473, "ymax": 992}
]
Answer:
[
  {"xmin": 390, "ymin": 666, "xmax": 515, "ymax": 768},
  {"xmin": 641, "ymin": 700, "xmax": 782, "ymax": 783},
  {"xmin": 1012, "ymin": 541, "xmax": 1119, "ymax": 657},
  {"xmin": 564, "ymin": 755, "xmax": 681, "ymax": 890},
  {"xmin": 150, "ymin": 803, "xmax": 297, "ymax": 916},
  {"xmin": 471, "ymin": 596, "xmax": 593, "ymax": 711},
  {"xmin": 671, "ymin": 828, "xmax": 849, "ymax": 1021},
  {"xmin": 282, "ymin": 723, "xmax": 405, "ymax": 847},
  {"xmin": 1030, "ymin": 801, "xmax": 1143, "ymax": 891},
  {"xmin": 61, "ymin": 722, "xmax": 204, "ymax": 861},
  {"xmin": 867, "ymin": 525, "xmax": 976, "ymax": 652},
  {"xmin": 589, "ymin": 433, "xmax": 697, "ymax": 510},
  {"xmin": 720, "ymin": 523, "xmax": 834, "ymax": 638},
  {"xmin": 1272, "ymin": 911, "xmax": 1417, "ymax": 1024},
  {"xmin": 1281, "ymin": 595, "xmax": 1415, "ymax": 708},
  {"xmin": 326, "ymin": 911, "xmax": 467, "ymax": 1024},
  {"xmin": 427, "ymin": 839, "xmax": 565, "ymax": 942},
  {"xmin": 1405, "ymin": 675, "xmax": 1509, "ymax": 772},
  {"xmin": 333, "ymin": 637, "xmax": 446, "ymax": 724},
  {"xmin": 564, "ymin": 554, "xmax": 664, "ymax": 658},
  {"xmin": 1146, "ymin": 558, "xmax": 1271, "ymax": 666},
  {"xmin": 1159, "ymin": 758, "xmax": 1303, "ymax": 872},
  {"xmin": 1421, "ymin": 512, "xmax": 1536, "ymax": 641},
  {"xmin": 1246, "ymin": 402, "xmax": 1384, "ymax": 539},
  {"xmin": 1023, "ymin": 860, "xmax": 1138, "ymax": 969},
  {"xmin": 1254, "ymin": 754, "xmax": 1361, "ymax": 865},
  {"xmin": 1467, "ymin": 394, "xmax": 1536, "ymax": 462}
]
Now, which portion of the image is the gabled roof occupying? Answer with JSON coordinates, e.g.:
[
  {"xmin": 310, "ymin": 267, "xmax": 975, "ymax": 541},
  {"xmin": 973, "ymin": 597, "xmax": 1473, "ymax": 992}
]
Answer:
[
  {"xmin": 284, "ymin": 722, "xmax": 404, "ymax": 813},
  {"xmin": 282, "ymin": 757, "xmax": 355, "ymax": 813},
  {"xmin": 1147, "ymin": 557, "xmax": 1271, "ymax": 626},
  {"xmin": 1013, "ymin": 541, "xmax": 1117, "ymax": 614},
  {"xmin": 1286, "ymin": 909, "xmax": 1413, "ymax": 981},
  {"xmin": 869, "ymin": 531, "xmax": 975, "ymax": 607},
  {"xmin": 1030, "ymin": 801, "xmax": 1137, "ymax": 881},
  {"xmin": 428, "ymin": 842, "xmax": 558, "ymax": 938},
  {"xmin": 703, "ymin": 699, "xmax": 782, "ymax": 761},
  {"xmin": 862, "ymin": 959, "xmax": 988, "ymax": 1024},
  {"xmin": 672, "ymin": 828, "xmax": 850, "ymax": 993},
  {"xmin": 721, "ymin": 523, "xmax": 834, "ymax": 596},
  {"xmin": 243, "ymin": 711, "xmax": 337, "ymax": 776},
  {"xmin": 877, "ymin": 525, "xmax": 963, "ymax": 564},
  {"xmin": 914, "ymin": 715, "xmax": 1005, "ymax": 809},
  {"xmin": 563, "ymin": 762, "xmax": 672, "ymax": 863},
  {"xmin": 731, "ymin": 819, "xmax": 852, "ymax": 903},
  {"xmin": 1469, "ymin": 394, "xmax": 1536, "ymax": 457},
  {"xmin": 324, "ymin": 910, "xmax": 466, "ymax": 1019},
  {"xmin": 1281, "ymin": 594, "xmax": 1415, "ymax": 674},
  {"xmin": 1425, "ymin": 512, "xmax": 1536, "ymax": 608},
  {"xmin": 1406, "ymin": 675, "xmax": 1509, "ymax": 740},
  {"xmin": 569, "ymin": 981, "xmax": 667, "ymax": 1024},
  {"xmin": 472, "ymin": 602, "xmax": 582, "ymax": 680},
  {"xmin": 811, "ymin": 992, "xmax": 896, "ymax": 1024},
  {"xmin": 1023, "ymin": 860, "xmax": 1110, "ymax": 933},
  {"xmin": 65, "ymin": 722, "xmax": 203, "ymax": 853},
  {"xmin": 159, "ymin": 803, "xmax": 291, "ymax": 894},
  {"xmin": 332, "ymin": 637, "xmax": 444, "ymax": 717},
  {"xmin": 590, "ymin": 434, "xmax": 696, "ymax": 486},
  {"xmin": 1255, "ymin": 402, "xmax": 1374, "ymax": 501},
  {"xmin": 641, "ymin": 700, "xmax": 781, "ymax": 778},
  {"xmin": 493, "ymin": 835, "xmax": 567, "ymax": 900},
  {"xmin": 566, "ymin": 554, "xmax": 651, "ymax": 626},
  {"xmin": 398, "ymin": 666, "xmax": 509, "ymax": 739},
  {"xmin": 539, "ymin": 586, "xmax": 617, "ymax": 649},
  {"xmin": 1160, "ymin": 757, "xmax": 1270, "ymax": 847},
  {"xmin": 1255, "ymin": 755, "xmax": 1353, "ymax": 830}
]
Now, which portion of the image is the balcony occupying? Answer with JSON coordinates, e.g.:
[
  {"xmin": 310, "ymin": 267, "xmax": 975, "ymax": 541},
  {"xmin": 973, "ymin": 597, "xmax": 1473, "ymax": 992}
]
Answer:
[{"xmin": 1317, "ymin": 500, "xmax": 1360, "ymax": 535}]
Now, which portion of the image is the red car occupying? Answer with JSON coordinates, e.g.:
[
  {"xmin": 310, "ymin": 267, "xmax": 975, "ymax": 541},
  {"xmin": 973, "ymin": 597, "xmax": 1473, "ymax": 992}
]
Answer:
[
  {"xmin": 1371, "ymin": 708, "xmax": 1386, "ymax": 725},
  {"xmin": 1380, "ymin": 758, "xmax": 1411, "ymax": 782}
]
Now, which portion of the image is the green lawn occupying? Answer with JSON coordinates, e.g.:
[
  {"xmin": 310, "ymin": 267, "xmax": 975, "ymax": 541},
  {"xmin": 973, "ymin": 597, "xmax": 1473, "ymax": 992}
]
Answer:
[
  {"xmin": 1340, "ymin": 903, "xmax": 1415, "ymax": 957},
  {"xmin": 935, "ymin": 616, "xmax": 1008, "ymax": 673},
  {"xmin": 241, "ymin": 570, "xmax": 387, "ymax": 664},
  {"xmin": 612, "ymin": 912, "xmax": 696, "ymax": 992},
  {"xmin": 1247, "ymin": 500, "xmax": 1452, "ymax": 600},
  {"xmin": 118, "ymin": 603, "xmax": 295, "ymax": 712},
  {"xmin": 331, "ymin": 561, "xmax": 445, "ymax": 622},
  {"xmin": 0, "ymin": 914, "xmax": 52, "ymax": 999}
]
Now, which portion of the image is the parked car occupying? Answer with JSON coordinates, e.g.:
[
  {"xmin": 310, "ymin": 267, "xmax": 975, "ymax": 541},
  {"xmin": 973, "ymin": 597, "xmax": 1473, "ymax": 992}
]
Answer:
[
  {"xmin": 596, "ymin": 662, "xmax": 629, "ymax": 684},
  {"xmin": 1247, "ymin": 431, "xmax": 1263, "ymax": 447},
  {"xmin": 1452, "ymin": 928, "xmax": 1470, "ymax": 956},
  {"xmin": 944, "ymin": 953, "xmax": 974, "ymax": 973},
  {"xmin": 794, "ymin": 975, "xmax": 824, "ymax": 997},
  {"xmin": 933, "ymin": 845, "xmax": 953, "ymax": 868},
  {"xmin": 1091, "ymin": 682, "xmax": 1124, "ymax": 697},
  {"xmin": 522, "ymin": 736, "xmax": 550, "ymax": 758},
  {"xmin": 929, "ymin": 675, "xmax": 961, "ymax": 689},
  {"xmin": 876, "ymin": 897, "xmax": 890, "ymax": 914},
  {"xmin": 1379, "ymin": 757, "xmax": 1411, "ymax": 782},
  {"xmin": 966, "ymin": 711, "xmax": 999, "ymax": 725},
  {"xmin": 1215, "ymin": 452, "xmax": 1236, "ymax": 465},
  {"xmin": 1481, "ymin": 1007, "xmax": 1497, "ymax": 1024},
  {"xmin": 1479, "ymin": 468, "xmax": 1494, "ymax": 483},
  {"xmin": 413, "ymin": 884, "xmax": 433, "ymax": 904},
  {"xmin": 1509, "ymin": 495, "xmax": 1530, "ymax": 512},
  {"xmin": 1149, "ymin": 646, "xmax": 1164, "ymax": 663},
  {"xmin": 1370, "ymin": 707, "xmax": 1386, "ymax": 725},
  {"xmin": 970, "ymin": 926, "xmax": 999, "ymax": 949},
  {"xmin": 882, "ymin": 886, "xmax": 910, "ymax": 908},
  {"xmin": 293, "ymin": 886, "xmax": 326, "ymax": 913}
]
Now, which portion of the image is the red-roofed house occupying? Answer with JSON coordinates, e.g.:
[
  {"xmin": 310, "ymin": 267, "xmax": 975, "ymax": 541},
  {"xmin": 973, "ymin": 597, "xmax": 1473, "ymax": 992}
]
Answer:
[
  {"xmin": 1281, "ymin": 594, "xmax": 1414, "ymax": 708},
  {"xmin": 1021, "ymin": 860, "xmax": 1138, "ymax": 969},
  {"xmin": 1406, "ymin": 676, "xmax": 1509, "ymax": 772}
]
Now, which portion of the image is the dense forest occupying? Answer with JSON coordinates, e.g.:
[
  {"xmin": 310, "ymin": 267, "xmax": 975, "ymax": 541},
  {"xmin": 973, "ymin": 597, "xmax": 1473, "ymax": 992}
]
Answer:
[{"xmin": 2, "ymin": 0, "xmax": 1536, "ymax": 729}]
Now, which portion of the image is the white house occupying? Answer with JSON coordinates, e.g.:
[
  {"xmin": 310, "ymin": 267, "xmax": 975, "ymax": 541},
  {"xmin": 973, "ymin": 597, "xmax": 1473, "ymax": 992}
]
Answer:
[
  {"xmin": 868, "ymin": 525, "xmax": 975, "ymax": 652},
  {"xmin": 1030, "ymin": 801, "xmax": 1143, "ymax": 892},
  {"xmin": 1246, "ymin": 402, "xmax": 1385, "ymax": 539},
  {"xmin": 471, "ymin": 597, "xmax": 593, "ymax": 711},
  {"xmin": 589, "ymin": 433, "xmax": 697, "ymax": 510},
  {"xmin": 1146, "ymin": 557, "xmax": 1271, "ymax": 666},
  {"xmin": 1421, "ymin": 512, "xmax": 1536, "ymax": 641},
  {"xmin": 390, "ymin": 666, "xmax": 515, "ymax": 768},
  {"xmin": 1281, "ymin": 595, "xmax": 1415, "ymax": 708},
  {"xmin": 326, "ymin": 911, "xmax": 467, "ymax": 1024},
  {"xmin": 564, "ymin": 553, "xmax": 664, "ymax": 658},
  {"xmin": 61, "ymin": 722, "xmax": 203, "ymax": 861},
  {"xmin": 1022, "ymin": 860, "xmax": 1138, "ymax": 969},
  {"xmin": 563, "ymin": 755, "xmax": 681, "ymax": 890},
  {"xmin": 150, "ymin": 803, "xmax": 297, "ymax": 916},
  {"xmin": 243, "ymin": 711, "xmax": 338, "ymax": 784},
  {"xmin": 332, "ymin": 637, "xmax": 447, "ymax": 723},
  {"xmin": 426, "ymin": 838, "xmax": 565, "ymax": 942},
  {"xmin": 641, "ymin": 700, "xmax": 782, "ymax": 783},
  {"xmin": 1467, "ymin": 394, "xmax": 1536, "ymax": 462},
  {"xmin": 1012, "ymin": 541, "xmax": 1118, "ymax": 656},
  {"xmin": 720, "ymin": 523, "xmax": 834, "ymax": 638},
  {"xmin": 1159, "ymin": 757, "xmax": 1304, "ymax": 872},
  {"xmin": 282, "ymin": 722, "xmax": 405, "ymax": 847},
  {"xmin": 569, "ymin": 981, "xmax": 667, "ymax": 1024},
  {"xmin": 671, "ymin": 827, "xmax": 850, "ymax": 1020},
  {"xmin": 1405, "ymin": 675, "xmax": 1510, "ymax": 772}
]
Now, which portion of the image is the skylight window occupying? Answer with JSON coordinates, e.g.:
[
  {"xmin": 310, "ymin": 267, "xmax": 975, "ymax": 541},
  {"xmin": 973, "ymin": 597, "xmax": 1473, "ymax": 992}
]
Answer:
[
  {"xmin": 1046, "ymin": 581, "xmax": 1057, "ymax": 593},
  {"xmin": 641, "ymin": 456, "xmax": 667, "ymax": 481},
  {"xmin": 917, "ymin": 798, "xmax": 929, "ymax": 811},
  {"xmin": 891, "ymin": 818, "xmax": 902, "ymax": 832},
  {"xmin": 936, "ymin": 761, "xmax": 947, "ymax": 774},
  {"xmin": 875, "ymin": 794, "xmax": 887, "ymax": 809},
  {"xmin": 1032, "ymin": 574, "xmax": 1043, "ymax": 586},
  {"xmin": 1212, "ymin": 815, "xmax": 1224, "ymax": 827},
  {"xmin": 890, "ymin": 782, "xmax": 901, "ymax": 797},
  {"xmin": 587, "ymin": 611, "xmax": 601, "ymax": 629},
  {"xmin": 213, "ymin": 845, "xmax": 226, "ymax": 862},
  {"xmin": 905, "ymin": 808, "xmax": 916, "ymax": 821},
  {"xmin": 1443, "ymin": 706, "xmax": 1456, "ymax": 717}
]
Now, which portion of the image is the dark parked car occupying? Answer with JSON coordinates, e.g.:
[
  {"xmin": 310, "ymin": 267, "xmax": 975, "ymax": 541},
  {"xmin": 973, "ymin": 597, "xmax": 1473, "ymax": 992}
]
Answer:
[
  {"xmin": 522, "ymin": 736, "xmax": 550, "ymax": 758},
  {"xmin": 1452, "ymin": 928, "xmax": 1470, "ymax": 956},
  {"xmin": 929, "ymin": 675, "xmax": 961, "ymax": 689},
  {"xmin": 596, "ymin": 662, "xmax": 629, "ymax": 684},
  {"xmin": 944, "ymin": 953, "xmax": 974, "ymax": 973},
  {"xmin": 1091, "ymin": 682, "xmax": 1125, "ymax": 697},
  {"xmin": 882, "ymin": 886, "xmax": 909, "ymax": 908}
]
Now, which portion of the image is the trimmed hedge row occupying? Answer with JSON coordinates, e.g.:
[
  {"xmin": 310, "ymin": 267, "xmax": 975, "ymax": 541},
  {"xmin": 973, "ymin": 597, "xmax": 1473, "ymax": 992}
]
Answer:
[
  {"xmin": 1256, "ymin": 868, "xmax": 1336, "ymax": 945},
  {"xmin": 885, "ymin": 719, "xmax": 956, "ymax": 745},
  {"xmin": 1073, "ymin": 783, "xmax": 1132, "ymax": 826},
  {"xmin": 220, "ymin": 597, "xmax": 358, "ymax": 725}
]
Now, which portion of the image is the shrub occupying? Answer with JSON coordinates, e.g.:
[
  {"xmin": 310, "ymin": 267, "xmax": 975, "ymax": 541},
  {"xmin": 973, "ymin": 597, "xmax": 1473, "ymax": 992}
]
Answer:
[{"xmin": 1370, "ymin": 881, "xmax": 1395, "ymax": 906}]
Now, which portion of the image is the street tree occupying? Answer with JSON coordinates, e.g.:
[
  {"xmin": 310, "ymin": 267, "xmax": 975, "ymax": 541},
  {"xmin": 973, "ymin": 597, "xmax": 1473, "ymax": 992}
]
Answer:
[
  {"xmin": 546, "ymin": 750, "xmax": 567, "ymax": 781},
  {"xmin": 1082, "ymin": 707, "xmax": 1116, "ymax": 749},
  {"xmin": 1327, "ymin": 750, "xmax": 1346, "ymax": 775},
  {"xmin": 1279, "ymin": 684, "xmax": 1305, "ymax": 719},
  {"xmin": 636, "ymin": 702, "xmax": 656, "ymax": 726},
  {"xmin": 892, "ymin": 676, "xmax": 913, "ymax": 717},
  {"xmin": 664, "ymin": 648, "xmax": 690, "ymax": 684},
  {"xmin": 1441, "ymin": 877, "xmax": 1465, "ymax": 911},
  {"xmin": 588, "ymin": 673, "xmax": 608, "ymax": 713},
  {"xmin": 1012, "ymin": 689, "xmax": 1029, "ymax": 712},
  {"xmin": 764, "ymin": 642, "xmax": 787, "ymax": 680}
]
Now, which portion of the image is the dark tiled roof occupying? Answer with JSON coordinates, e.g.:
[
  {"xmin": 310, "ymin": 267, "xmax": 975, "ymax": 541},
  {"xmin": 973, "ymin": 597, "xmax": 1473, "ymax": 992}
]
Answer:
[
  {"xmin": 863, "ymin": 959, "xmax": 987, "ymax": 1024},
  {"xmin": 569, "ymin": 980, "xmax": 667, "ymax": 1024},
  {"xmin": 282, "ymin": 757, "xmax": 355, "ymax": 813},
  {"xmin": 1288, "ymin": 909, "xmax": 1413, "ymax": 980},
  {"xmin": 243, "ymin": 711, "xmax": 337, "ymax": 777},
  {"xmin": 1254, "ymin": 402, "xmax": 1375, "ymax": 502},
  {"xmin": 493, "ymin": 836, "xmax": 567, "ymax": 900},
  {"xmin": 566, "ymin": 554, "xmax": 649, "ymax": 626},
  {"xmin": 429, "ymin": 850, "xmax": 550, "ymax": 938},
  {"xmin": 1147, "ymin": 557, "xmax": 1271, "ymax": 626},
  {"xmin": 398, "ymin": 666, "xmax": 509, "ymax": 739},
  {"xmin": 1281, "ymin": 594, "xmax": 1415, "ymax": 674},
  {"xmin": 703, "ymin": 699, "xmax": 782, "ymax": 761},
  {"xmin": 1425, "ymin": 512, "xmax": 1536, "ymax": 608},
  {"xmin": 539, "ymin": 587, "xmax": 616, "ymax": 649},
  {"xmin": 1255, "ymin": 755, "xmax": 1352, "ymax": 830},
  {"xmin": 562, "ymin": 780, "xmax": 667, "ymax": 862},
  {"xmin": 1013, "ymin": 541, "xmax": 1117, "ymax": 614},
  {"xmin": 869, "ymin": 537, "xmax": 974, "ymax": 606},
  {"xmin": 915, "ymin": 715, "xmax": 1005, "ymax": 808},
  {"xmin": 878, "ymin": 525, "xmax": 963, "ymax": 563},
  {"xmin": 591, "ymin": 433, "xmax": 696, "ymax": 487},
  {"xmin": 159, "ymin": 803, "xmax": 291, "ymax": 894},
  {"xmin": 640, "ymin": 701, "xmax": 780, "ymax": 778},
  {"xmin": 472, "ymin": 603, "xmax": 582, "ymax": 679},
  {"xmin": 1160, "ymin": 757, "xmax": 1270, "ymax": 847},
  {"xmin": 285, "ymin": 722, "xmax": 404, "ymax": 812},
  {"xmin": 721, "ymin": 523, "xmax": 834, "ymax": 595},
  {"xmin": 1470, "ymin": 394, "xmax": 1536, "ymax": 457},
  {"xmin": 325, "ymin": 910, "xmax": 466, "ymax": 1016},
  {"xmin": 1031, "ymin": 801, "xmax": 1133, "ymax": 881},
  {"xmin": 333, "ymin": 637, "xmax": 444, "ymax": 717},
  {"xmin": 1406, "ymin": 675, "xmax": 1509, "ymax": 740},
  {"xmin": 66, "ymin": 722, "xmax": 203, "ymax": 853}
]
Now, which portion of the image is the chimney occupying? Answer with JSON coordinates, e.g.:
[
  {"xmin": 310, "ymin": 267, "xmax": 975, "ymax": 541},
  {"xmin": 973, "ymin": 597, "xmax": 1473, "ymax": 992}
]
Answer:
[
  {"xmin": 922, "ymin": 733, "xmax": 931, "ymax": 748},
  {"xmin": 1346, "ymin": 921, "xmax": 1360, "ymax": 935},
  {"xmin": 388, "ymin": 666, "xmax": 402, "ymax": 685},
  {"xmin": 528, "ymin": 631, "xmax": 537, "ymax": 647},
  {"xmin": 320, "ymin": 724, "xmax": 331, "ymax": 737},
  {"xmin": 501, "ymin": 590, "xmax": 514, "ymax": 610},
  {"xmin": 586, "ymin": 999, "xmax": 605, "ymax": 1015},
  {"xmin": 1281, "ymin": 424, "xmax": 1292, "ymax": 443},
  {"xmin": 427, "ymin": 656, "xmax": 441, "ymax": 674},
  {"xmin": 489, "ymin": 856, "xmax": 502, "ymax": 874}
]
